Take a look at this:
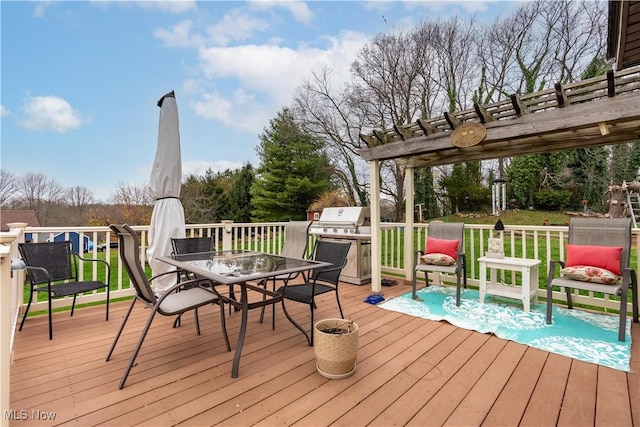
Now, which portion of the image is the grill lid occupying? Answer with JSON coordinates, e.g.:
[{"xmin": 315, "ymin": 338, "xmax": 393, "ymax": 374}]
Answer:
[{"xmin": 316, "ymin": 206, "xmax": 370, "ymax": 226}]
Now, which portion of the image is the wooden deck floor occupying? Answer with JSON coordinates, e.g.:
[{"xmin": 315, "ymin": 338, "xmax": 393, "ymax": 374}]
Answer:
[{"xmin": 9, "ymin": 280, "xmax": 640, "ymax": 426}]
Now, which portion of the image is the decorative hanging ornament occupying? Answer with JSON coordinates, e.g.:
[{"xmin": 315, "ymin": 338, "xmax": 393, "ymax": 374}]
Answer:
[{"xmin": 450, "ymin": 122, "xmax": 487, "ymax": 148}]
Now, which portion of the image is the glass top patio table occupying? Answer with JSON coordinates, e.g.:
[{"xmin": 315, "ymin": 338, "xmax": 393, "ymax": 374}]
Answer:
[
  {"xmin": 158, "ymin": 250, "xmax": 330, "ymax": 378},
  {"xmin": 159, "ymin": 249, "xmax": 328, "ymax": 284}
]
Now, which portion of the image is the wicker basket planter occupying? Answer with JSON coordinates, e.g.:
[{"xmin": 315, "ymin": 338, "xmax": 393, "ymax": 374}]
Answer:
[{"xmin": 313, "ymin": 318, "xmax": 359, "ymax": 379}]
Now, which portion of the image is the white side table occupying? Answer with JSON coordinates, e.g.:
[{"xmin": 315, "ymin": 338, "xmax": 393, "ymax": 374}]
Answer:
[{"xmin": 478, "ymin": 256, "xmax": 541, "ymax": 312}]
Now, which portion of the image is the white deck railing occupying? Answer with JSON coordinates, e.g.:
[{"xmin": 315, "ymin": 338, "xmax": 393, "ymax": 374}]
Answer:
[
  {"xmin": 3, "ymin": 220, "xmax": 638, "ymax": 319},
  {"xmin": 2, "ymin": 220, "xmax": 638, "ymax": 425}
]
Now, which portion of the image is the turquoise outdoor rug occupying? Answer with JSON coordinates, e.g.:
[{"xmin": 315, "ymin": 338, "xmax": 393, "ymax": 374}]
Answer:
[{"xmin": 378, "ymin": 285, "xmax": 631, "ymax": 371}]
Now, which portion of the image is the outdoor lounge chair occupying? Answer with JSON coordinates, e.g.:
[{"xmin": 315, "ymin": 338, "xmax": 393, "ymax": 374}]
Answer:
[
  {"xmin": 277, "ymin": 239, "xmax": 351, "ymax": 346},
  {"xmin": 258, "ymin": 220, "xmax": 312, "ymax": 328},
  {"xmin": 546, "ymin": 217, "xmax": 639, "ymax": 342},
  {"xmin": 107, "ymin": 224, "xmax": 230, "ymax": 389},
  {"xmin": 18, "ymin": 240, "xmax": 111, "ymax": 340},
  {"xmin": 412, "ymin": 222, "xmax": 467, "ymax": 306}
]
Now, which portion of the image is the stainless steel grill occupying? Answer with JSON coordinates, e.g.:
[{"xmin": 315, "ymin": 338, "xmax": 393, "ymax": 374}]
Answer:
[
  {"xmin": 309, "ymin": 206, "xmax": 371, "ymax": 285},
  {"xmin": 308, "ymin": 207, "xmax": 371, "ymax": 240}
]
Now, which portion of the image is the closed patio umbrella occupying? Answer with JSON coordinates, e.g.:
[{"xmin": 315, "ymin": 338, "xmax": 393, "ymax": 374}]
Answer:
[{"xmin": 146, "ymin": 90, "xmax": 186, "ymax": 296}]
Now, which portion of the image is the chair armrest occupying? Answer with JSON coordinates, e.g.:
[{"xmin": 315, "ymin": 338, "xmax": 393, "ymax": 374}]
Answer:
[
  {"xmin": 24, "ymin": 265, "xmax": 51, "ymax": 282},
  {"xmin": 546, "ymin": 259, "xmax": 565, "ymax": 287},
  {"xmin": 414, "ymin": 250, "xmax": 424, "ymax": 269},
  {"xmin": 313, "ymin": 265, "xmax": 343, "ymax": 282},
  {"xmin": 75, "ymin": 254, "xmax": 111, "ymax": 281},
  {"xmin": 149, "ymin": 269, "xmax": 182, "ymax": 283}
]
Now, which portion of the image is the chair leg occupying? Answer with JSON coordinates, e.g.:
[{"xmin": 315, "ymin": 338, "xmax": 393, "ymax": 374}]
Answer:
[
  {"xmin": 280, "ymin": 299, "xmax": 311, "ymax": 346},
  {"xmin": 546, "ymin": 282, "xmax": 553, "ymax": 325},
  {"xmin": 619, "ymin": 291, "xmax": 628, "ymax": 342},
  {"xmin": 106, "ymin": 285, "xmax": 110, "ymax": 321},
  {"xmin": 309, "ymin": 302, "xmax": 315, "ymax": 346},
  {"xmin": 335, "ymin": 292, "xmax": 344, "ymax": 319},
  {"xmin": 631, "ymin": 271, "xmax": 639, "ymax": 323},
  {"xmin": 455, "ymin": 272, "xmax": 461, "ymax": 307},
  {"xmin": 119, "ymin": 306, "xmax": 160, "ymax": 389},
  {"xmin": 258, "ymin": 279, "xmax": 268, "ymax": 324},
  {"xmin": 411, "ymin": 270, "xmax": 421, "ymax": 301},
  {"xmin": 19, "ymin": 288, "xmax": 34, "ymax": 332},
  {"xmin": 565, "ymin": 288, "xmax": 574, "ymax": 309},
  {"xmin": 70, "ymin": 294, "xmax": 79, "ymax": 317},
  {"xmin": 194, "ymin": 307, "xmax": 201, "ymax": 336},
  {"xmin": 48, "ymin": 295, "xmax": 53, "ymax": 340},
  {"xmin": 106, "ymin": 298, "xmax": 137, "ymax": 362},
  {"xmin": 218, "ymin": 301, "xmax": 231, "ymax": 352}
]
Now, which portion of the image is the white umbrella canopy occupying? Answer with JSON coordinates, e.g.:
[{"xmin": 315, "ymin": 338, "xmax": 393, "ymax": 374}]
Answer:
[{"xmin": 146, "ymin": 90, "xmax": 186, "ymax": 296}]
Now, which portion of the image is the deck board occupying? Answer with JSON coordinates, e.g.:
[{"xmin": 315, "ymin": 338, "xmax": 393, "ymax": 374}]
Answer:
[{"xmin": 9, "ymin": 280, "xmax": 639, "ymax": 426}]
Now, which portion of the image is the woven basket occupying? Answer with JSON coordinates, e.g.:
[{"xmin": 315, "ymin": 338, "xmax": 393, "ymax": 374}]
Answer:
[{"xmin": 313, "ymin": 318, "xmax": 359, "ymax": 379}]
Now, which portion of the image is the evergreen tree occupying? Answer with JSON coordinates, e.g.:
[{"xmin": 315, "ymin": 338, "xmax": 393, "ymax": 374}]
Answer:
[
  {"xmin": 624, "ymin": 143, "xmax": 640, "ymax": 182},
  {"xmin": 414, "ymin": 168, "xmax": 439, "ymax": 220},
  {"xmin": 228, "ymin": 163, "xmax": 254, "ymax": 222},
  {"xmin": 181, "ymin": 169, "xmax": 233, "ymax": 224},
  {"xmin": 565, "ymin": 148, "xmax": 609, "ymax": 211},
  {"xmin": 439, "ymin": 162, "xmax": 490, "ymax": 213},
  {"xmin": 251, "ymin": 108, "xmax": 334, "ymax": 221}
]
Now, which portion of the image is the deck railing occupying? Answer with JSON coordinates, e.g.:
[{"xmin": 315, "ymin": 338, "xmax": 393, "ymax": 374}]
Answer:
[{"xmin": 3, "ymin": 220, "xmax": 638, "ymax": 318}]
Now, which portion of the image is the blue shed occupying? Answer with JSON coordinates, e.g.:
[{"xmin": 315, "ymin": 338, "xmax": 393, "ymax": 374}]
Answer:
[{"xmin": 49, "ymin": 232, "xmax": 94, "ymax": 253}]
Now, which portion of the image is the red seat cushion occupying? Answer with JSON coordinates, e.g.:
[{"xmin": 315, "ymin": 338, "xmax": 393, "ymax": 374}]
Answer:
[
  {"xmin": 425, "ymin": 237, "xmax": 459, "ymax": 260},
  {"xmin": 565, "ymin": 244, "xmax": 623, "ymax": 276}
]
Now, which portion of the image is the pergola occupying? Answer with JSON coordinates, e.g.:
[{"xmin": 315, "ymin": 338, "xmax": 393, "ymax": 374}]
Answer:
[{"xmin": 359, "ymin": 0, "xmax": 640, "ymax": 292}]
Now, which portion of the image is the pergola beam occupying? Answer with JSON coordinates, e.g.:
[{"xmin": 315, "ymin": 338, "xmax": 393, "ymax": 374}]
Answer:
[{"xmin": 359, "ymin": 93, "xmax": 640, "ymax": 166}]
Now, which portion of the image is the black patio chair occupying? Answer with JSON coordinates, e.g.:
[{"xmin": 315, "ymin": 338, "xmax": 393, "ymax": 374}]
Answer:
[
  {"xmin": 277, "ymin": 239, "xmax": 351, "ymax": 346},
  {"xmin": 18, "ymin": 240, "xmax": 111, "ymax": 340},
  {"xmin": 258, "ymin": 220, "xmax": 312, "ymax": 328},
  {"xmin": 171, "ymin": 236, "xmax": 215, "ymax": 280},
  {"xmin": 107, "ymin": 224, "xmax": 230, "ymax": 389},
  {"xmin": 170, "ymin": 235, "xmax": 220, "ymax": 324}
]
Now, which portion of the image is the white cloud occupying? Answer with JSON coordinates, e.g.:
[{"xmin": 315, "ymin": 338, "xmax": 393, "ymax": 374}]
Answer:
[
  {"xmin": 205, "ymin": 9, "xmax": 270, "ymax": 46},
  {"xmin": 0, "ymin": 105, "xmax": 10, "ymax": 117},
  {"xmin": 154, "ymin": 20, "xmax": 205, "ymax": 48},
  {"xmin": 20, "ymin": 95, "xmax": 85, "ymax": 133},
  {"xmin": 249, "ymin": 0, "xmax": 313, "ymax": 24},
  {"xmin": 33, "ymin": 1, "xmax": 56, "ymax": 18},
  {"xmin": 190, "ymin": 89, "xmax": 270, "ymax": 133},
  {"xmin": 190, "ymin": 29, "xmax": 369, "ymax": 133},
  {"xmin": 90, "ymin": 0, "xmax": 196, "ymax": 14}
]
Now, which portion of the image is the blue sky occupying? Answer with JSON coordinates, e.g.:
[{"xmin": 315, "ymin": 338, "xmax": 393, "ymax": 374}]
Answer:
[{"xmin": 1, "ymin": 1, "xmax": 515, "ymax": 202}]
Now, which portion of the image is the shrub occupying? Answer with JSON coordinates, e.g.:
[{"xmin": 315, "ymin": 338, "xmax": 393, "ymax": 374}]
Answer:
[{"xmin": 534, "ymin": 189, "xmax": 573, "ymax": 210}]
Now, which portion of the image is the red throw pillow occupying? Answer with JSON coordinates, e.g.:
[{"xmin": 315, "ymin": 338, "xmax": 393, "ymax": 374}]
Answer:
[
  {"xmin": 425, "ymin": 237, "xmax": 459, "ymax": 260},
  {"xmin": 565, "ymin": 244, "xmax": 623, "ymax": 276}
]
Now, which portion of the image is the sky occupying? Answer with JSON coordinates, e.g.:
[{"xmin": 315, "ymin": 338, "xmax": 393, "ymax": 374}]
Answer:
[{"xmin": 1, "ymin": 0, "xmax": 517, "ymax": 203}]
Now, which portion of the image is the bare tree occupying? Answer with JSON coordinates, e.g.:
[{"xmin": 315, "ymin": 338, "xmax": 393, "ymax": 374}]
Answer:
[
  {"xmin": 0, "ymin": 169, "xmax": 19, "ymax": 207},
  {"xmin": 18, "ymin": 172, "xmax": 65, "ymax": 226},
  {"xmin": 430, "ymin": 16, "xmax": 480, "ymax": 113},
  {"xmin": 65, "ymin": 185, "xmax": 95, "ymax": 225},
  {"xmin": 293, "ymin": 68, "xmax": 370, "ymax": 207},
  {"xmin": 543, "ymin": 0, "xmax": 607, "ymax": 84},
  {"xmin": 108, "ymin": 182, "xmax": 153, "ymax": 225}
]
